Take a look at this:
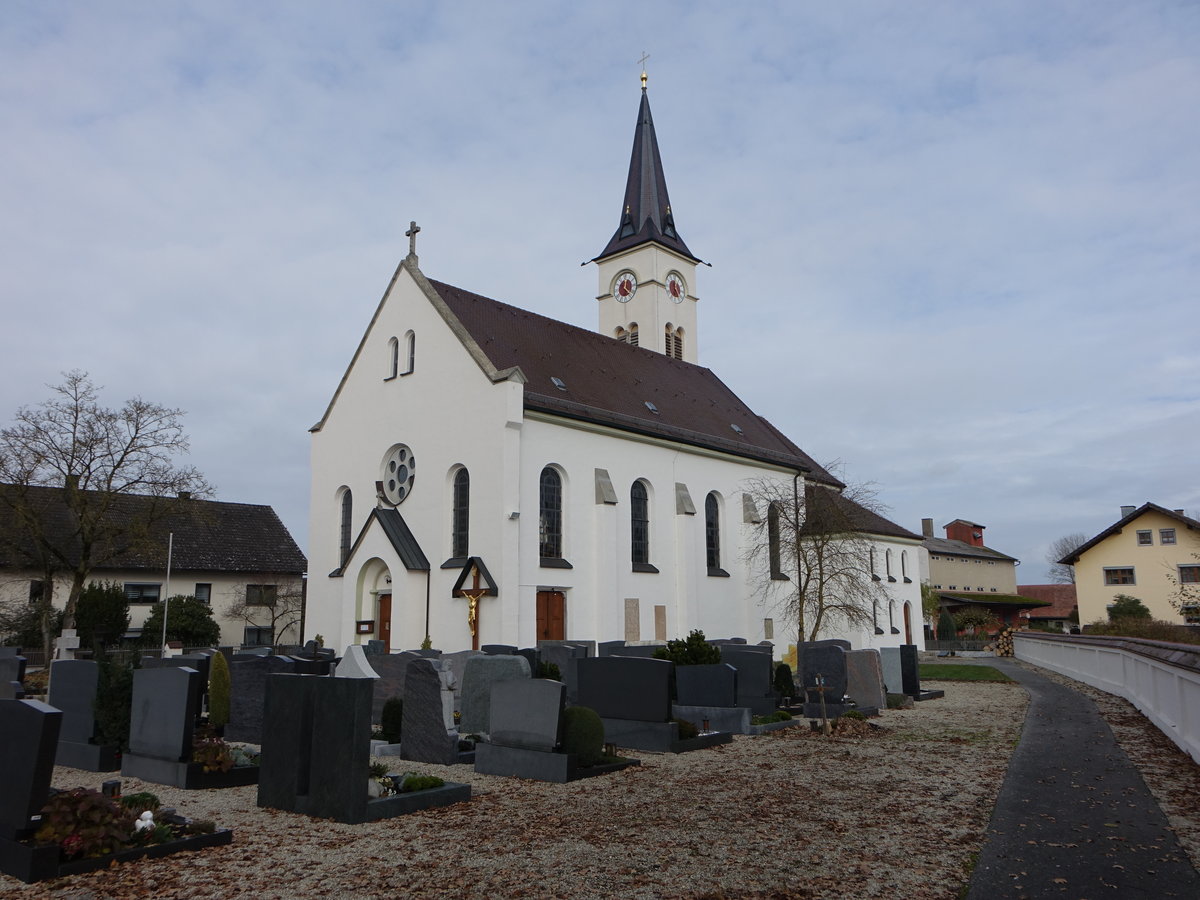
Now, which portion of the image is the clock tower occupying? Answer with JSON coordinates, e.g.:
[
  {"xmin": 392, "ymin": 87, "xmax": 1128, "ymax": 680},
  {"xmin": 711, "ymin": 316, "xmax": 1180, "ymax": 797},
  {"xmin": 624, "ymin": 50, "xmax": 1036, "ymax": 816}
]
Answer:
[{"xmin": 594, "ymin": 79, "xmax": 701, "ymax": 363}]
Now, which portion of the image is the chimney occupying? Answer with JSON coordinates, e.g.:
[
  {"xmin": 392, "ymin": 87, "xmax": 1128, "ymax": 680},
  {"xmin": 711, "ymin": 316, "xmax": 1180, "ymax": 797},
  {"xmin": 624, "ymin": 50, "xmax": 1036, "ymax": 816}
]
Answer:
[
  {"xmin": 921, "ymin": 518, "xmax": 934, "ymax": 538},
  {"xmin": 945, "ymin": 519, "xmax": 986, "ymax": 547},
  {"xmin": 1175, "ymin": 509, "xmax": 1185, "ymax": 516},
  {"xmin": 178, "ymin": 491, "xmax": 192, "ymax": 501},
  {"xmin": 1120, "ymin": 505, "xmax": 1136, "ymax": 518}
]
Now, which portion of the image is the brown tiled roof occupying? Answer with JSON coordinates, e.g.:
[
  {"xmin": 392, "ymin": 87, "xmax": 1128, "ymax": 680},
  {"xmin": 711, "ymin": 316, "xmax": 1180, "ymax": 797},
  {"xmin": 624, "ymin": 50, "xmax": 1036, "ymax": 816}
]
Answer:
[
  {"xmin": 429, "ymin": 279, "xmax": 840, "ymax": 485},
  {"xmin": 923, "ymin": 536, "xmax": 1018, "ymax": 563},
  {"xmin": 1017, "ymin": 584, "xmax": 1079, "ymax": 620},
  {"xmin": 1059, "ymin": 502, "xmax": 1200, "ymax": 564},
  {"xmin": 0, "ymin": 484, "xmax": 306, "ymax": 574},
  {"xmin": 801, "ymin": 484, "xmax": 922, "ymax": 542},
  {"xmin": 938, "ymin": 592, "xmax": 1052, "ymax": 609}
]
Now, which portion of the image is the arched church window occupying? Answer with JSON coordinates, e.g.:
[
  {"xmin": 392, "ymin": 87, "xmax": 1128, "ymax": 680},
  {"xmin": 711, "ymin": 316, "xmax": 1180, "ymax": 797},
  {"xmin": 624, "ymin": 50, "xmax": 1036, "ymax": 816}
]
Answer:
[
  {"xmin": 768, "ymin": 501, "xmax": 784, "ymax": 579},
  {"xmin": 403, "ymin": 331, "xmax": 416, "ymax": 375},
  {"xmin": 539, "ymin": 467, "xmax": 563, "ymax": 560},
  {"xmin": 672, "ymin": 326, "xmax": 683, "ymax": 360},
  {"xmin": 705, "ymin": 492, "xmax": 724, "ymax": 575},
  {"xmin": 631, "ymin": 480, "xmax": 649, "ymax": 565},
  {"xmin": 386, "ymin": 338, "xmax": 399, "ymax": 379},
  {"xmin": 451, "ymin": 468, "xmax": 470, "ymax": 559},
  {"xmin": 628, "ymin": 323, "xmax": 639, "ymax": 347},
  {"xmin": 615, "ymin": 326, "xmax": 627, "ymax": 343},
  {"xmin": 339, "ymin": 488, "xmax": 353, "ymax": 566}
]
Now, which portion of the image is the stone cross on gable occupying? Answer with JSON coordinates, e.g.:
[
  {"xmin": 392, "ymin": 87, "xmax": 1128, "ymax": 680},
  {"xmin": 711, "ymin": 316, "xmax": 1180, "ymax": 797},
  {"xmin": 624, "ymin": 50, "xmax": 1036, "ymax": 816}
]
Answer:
[{"xmin": 406, "ymin": 221, "xmax": 421, "ymax": 259}]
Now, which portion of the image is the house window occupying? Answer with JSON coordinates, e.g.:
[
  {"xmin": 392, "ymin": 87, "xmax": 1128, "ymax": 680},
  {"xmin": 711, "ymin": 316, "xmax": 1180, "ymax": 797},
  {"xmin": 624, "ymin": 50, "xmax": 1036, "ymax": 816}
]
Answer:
[
  {"xmin": 539, "ymin": 467, "xmax": 563, "ymax": 560},
  {"xmin": 1136, "ymin": 530, "xmax": 1152, "ymax": 545},
  {"xmin": 340, "ymin": 489, "xmax": 353, "ymax": 566},
  {"xmin": 452, "ymin": 468, "xmax": 470, "ymax": 559},
  {"xmin": 1103, "ymin": 567, "xmax": 1136, "ymax": 586},
  {"xmin": 243, "ymin": 626, "xmax": 273, "ymax": 647},
  {"xmin": 631, "ymin": 480, "xmax": 650, "ymax": 566},
  {"xmin": 1179, "ymin": 565, "xmax": 1200, "ymax": 584},
  {"xmin": 768, "ymin": 502, "xmax": 786, "ymax": 580},
  {"xmin": 1161, "ymin": 528, "xmax": 1177, "ymax": 545},
  {"xmin": 705, "ymin": 493, "xmax": 726, "ymax": 575},
  {"xmin": 194, "ymin": 584, "xmax": 212, "ymax": 604},
  {"xmin": 246, "ymin": 584, "xmax": 278, "ymax": 606},
  {"xmin": 125, "ymin": 583, "xmax": 161, "ymax": 604},
  {"xmin": 28, "ymin": 580, "xmax": 45, "ymax": 607},
  {"xmin": 386, "ymin": 337, "xmax": 399, "ymax": 379}
]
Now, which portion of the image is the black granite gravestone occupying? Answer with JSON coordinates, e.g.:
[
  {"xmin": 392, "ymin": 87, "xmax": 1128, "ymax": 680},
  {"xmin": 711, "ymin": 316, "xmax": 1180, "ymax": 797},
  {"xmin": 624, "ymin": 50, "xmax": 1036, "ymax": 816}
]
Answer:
[
  {"xmin": 49, "ymin": 659, "xmax": 119, "ymax": 771},
  {"xmin": 0, "ymin": 699, "xmax": 61, "ymax": 841},
  {"xmin": 676, "ymin": 663, "xmax": 738, "ymax": 708},
  {"xmin": 576, "ymin": 656, "xmax": 672, "ymax": 722},
  {"xmin": 227, "ymin": 654, "xmax": 296, "ymax": 743}
]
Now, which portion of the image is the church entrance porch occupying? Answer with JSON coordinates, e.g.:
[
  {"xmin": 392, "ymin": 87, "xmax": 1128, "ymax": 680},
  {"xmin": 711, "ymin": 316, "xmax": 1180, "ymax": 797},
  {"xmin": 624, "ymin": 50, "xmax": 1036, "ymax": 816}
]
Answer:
[{"xmin": 537, "ymin": 590, "xmax": 565, "ymax": 641}]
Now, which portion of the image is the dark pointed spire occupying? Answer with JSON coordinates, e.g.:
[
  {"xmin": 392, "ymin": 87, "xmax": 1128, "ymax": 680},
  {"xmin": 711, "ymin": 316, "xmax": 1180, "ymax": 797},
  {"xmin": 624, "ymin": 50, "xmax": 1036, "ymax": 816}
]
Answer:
[{"xmin": 595, "ymin": 86, "xmax": 698, "ymax": 263}]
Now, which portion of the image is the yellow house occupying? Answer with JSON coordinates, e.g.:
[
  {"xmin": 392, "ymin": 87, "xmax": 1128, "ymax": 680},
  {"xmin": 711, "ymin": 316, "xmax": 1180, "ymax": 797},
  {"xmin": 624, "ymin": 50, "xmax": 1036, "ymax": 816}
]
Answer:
[{"xmin": 1061, "ymin": 503, "xmax": 1200, "ymax": 625}]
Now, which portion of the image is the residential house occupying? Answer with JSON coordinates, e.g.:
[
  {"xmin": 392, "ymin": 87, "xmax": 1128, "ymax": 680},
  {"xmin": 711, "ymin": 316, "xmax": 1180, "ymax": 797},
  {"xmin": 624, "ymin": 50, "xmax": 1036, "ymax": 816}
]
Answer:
[{"xmin": 1016, "ymin": 583, "xmax": 1079, "ymax": 632}]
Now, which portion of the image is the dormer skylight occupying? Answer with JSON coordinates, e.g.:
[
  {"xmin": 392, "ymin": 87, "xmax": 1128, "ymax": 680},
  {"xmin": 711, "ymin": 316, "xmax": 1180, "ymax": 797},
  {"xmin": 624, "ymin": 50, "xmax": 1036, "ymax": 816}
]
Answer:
[
  {"xmin": 644, "ymin": 401, "xmax": 659, "ymax": 414},
  {"xmin": 730, "ymin": 423, "xmax": 743, "ymax": 435},
  {"xmin": 551, "ymin": 376, "xmax": 567, "ymax": 391}
]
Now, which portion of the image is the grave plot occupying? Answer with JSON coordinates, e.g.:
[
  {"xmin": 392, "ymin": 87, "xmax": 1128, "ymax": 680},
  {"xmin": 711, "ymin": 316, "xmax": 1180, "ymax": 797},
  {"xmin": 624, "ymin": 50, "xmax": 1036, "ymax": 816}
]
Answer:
[
  {"xmin": 400, "ymin": 658, "xmax": 475, "ymax": 765},
  {"xmin": 0, "ymin": 698, "xmax": 232, "ymax": 884},
  {"xmin": 258, "ymin": 674, "xmax": 470, "ymax": 824},
  {"xmin": 48, "ymin": 659, "xmax": 119, "ymax": 772},
  {"xmin": 474, "ymin": 679, "xmax": 639, "ymax": 782},
  {"xmin": 576, "ymin": 656, "xmax": 733, "ymax": 753},
  {"xmin": 0, "ymin": 651, "xmax": 27, "ymax": 699},
  {"xmin": 121, "ymin": 667, "xmax": 260, "ymax": 789}
]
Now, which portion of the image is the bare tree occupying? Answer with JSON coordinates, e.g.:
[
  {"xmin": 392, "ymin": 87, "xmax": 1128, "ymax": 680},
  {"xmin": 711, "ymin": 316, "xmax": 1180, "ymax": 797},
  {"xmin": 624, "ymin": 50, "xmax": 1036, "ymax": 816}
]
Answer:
[
  {"xmin": 0, "ymin": 371, "xmax": 211, "ymax": 654},
  {"xmin": 223, "ymin": 579, "xmax": 305, "ymax": 647},
  {"xmin": 1046, "ymin": 532, "xmax": 1089, "ymax": 584},
  {"xmin": 744, "ymin": 471, "xmax": 892, "ymax": 645}
]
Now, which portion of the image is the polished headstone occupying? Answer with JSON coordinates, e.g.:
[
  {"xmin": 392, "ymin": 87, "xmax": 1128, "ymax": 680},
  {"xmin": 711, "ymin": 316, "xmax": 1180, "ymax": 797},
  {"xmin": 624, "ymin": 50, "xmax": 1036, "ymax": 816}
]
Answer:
[
  {"xmin": 0, "ymin": 699, "xmax": 62, "ymax": 840},
  {"xmin": 845, "ymin": 649, "xmax": 887, "ymax": 710},
  {"xmin": 369, "ymin": 651, "xmax": 422, "ymax": 724},
  {"xmin": 128, "ymin": 666, "xmax": 199, "ymax": 762},
  {"xmin": 481, "ymin": 644, "xmax": 518, "ymax": 655},
  {"xmin": 488, "ymin": 678, "xmax": 564, "ymax": 751},
  {"xmin": 576, "ymin": 656, "xmax": 672, "ymax": 723},
  {"xmin": 880, "ymin": 647, "xmax": 904, "ymax": 695},
  {"xmin": 47, "ymin": 659, "xmax": 100, "ymax": 744},
  {"xmin": 459, "ymin": 654, "xmax": 531, "ymax": 735},
  {"xmin": 227, "ymin": 654, "xmax": 296, "ymax": 743},
  {"xmin": 799, "ymin": 644, "xmax": 848, "ymax": 704},
  {"xmin": 676, "ymin": 663, "xmax": 738, "ymax": 708},
  {"xmin": 900, "ymin": 644, "xmax": 921, "ymax": 696}
]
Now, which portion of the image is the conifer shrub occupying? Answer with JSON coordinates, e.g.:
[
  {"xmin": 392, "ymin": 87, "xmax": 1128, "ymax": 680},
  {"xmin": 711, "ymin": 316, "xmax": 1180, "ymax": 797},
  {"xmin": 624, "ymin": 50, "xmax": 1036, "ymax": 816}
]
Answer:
[
  {"xmin": 673, "ymin": 717, "xmax": 699, "ymax": 740},
  {"xmin": 653, "ymin": 629, "xmax": 722, "ymax": 666},
  {"xmin": 537, "ymin": 661, "xmax": 562, "ymax": 681},
  {"xmin": 562, "ymin": 705, "xmax": 605, "ymax": 767},
  {"xmin": 207, "ymin": 651, "xmax": 231, "ymax": 729},
  {"xmin": 936, "ymin": 609, "xmax": 957, "ymax": 642},
  {"xmin": 381, "ymin": 697, "xmax": 404, "ymax": 744},
  {"xmin": 773, "ymin": 662, "xmax": 796, "ymax": 698},
  {"xmin": 94, "ymin": 656, "xmax": 135, "ymax": 751}
]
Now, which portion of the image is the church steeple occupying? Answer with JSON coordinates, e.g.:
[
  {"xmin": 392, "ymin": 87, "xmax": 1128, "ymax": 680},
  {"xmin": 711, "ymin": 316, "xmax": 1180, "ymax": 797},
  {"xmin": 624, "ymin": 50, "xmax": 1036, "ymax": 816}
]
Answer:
[{"xmin": 594, "ymin": 85, "xmax": 698, "ymax": 263}]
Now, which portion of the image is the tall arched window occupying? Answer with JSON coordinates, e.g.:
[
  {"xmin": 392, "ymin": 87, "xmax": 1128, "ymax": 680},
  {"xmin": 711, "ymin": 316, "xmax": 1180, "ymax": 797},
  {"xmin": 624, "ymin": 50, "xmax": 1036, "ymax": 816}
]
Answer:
[
  {"xmin": 386, "ymin": 338, "xmax": 399, "ymax": 379},
  {"xmin": 403, "ymin": 331, "xmax": 416, "ymax": 374},
  {"xmin": 451, "ymin": 468, "xmax": 470, "ymax": 559},
  {"xmin": 631, "ymin": 480, "xmax": 649, "ymax": 566},
  {"xmin": 901, "ymin": 550, "xmax": 909, "ymax": 580},
  {"xmin": 628, "ymin": 323, "xmax": 639, "ymax": 347},
  {"xmin": 339, "ymin": 489, "xmax": 353, "ymax": 566},
  {"xmin": 539, "ymin": 467, "xmax": 563, "ymax": 560},
  {"xmin": 664, "ymin": 324, "xmax": 683, "ymax": 360},
  {"xmin": 705, "ymin": 492, "xmax": 722, "ymax": 574},
  {"xmin": 886, "ymin": 548, "xmax": 895, "ymax": 581},
  {"xmin": 768, "ymin": 501, "xmax": 784, "ymax": 579}
]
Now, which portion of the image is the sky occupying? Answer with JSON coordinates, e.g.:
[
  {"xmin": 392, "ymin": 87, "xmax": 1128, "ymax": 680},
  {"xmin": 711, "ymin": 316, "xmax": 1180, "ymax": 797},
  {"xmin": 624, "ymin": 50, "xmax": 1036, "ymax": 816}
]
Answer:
[{"xmin": 2, "ymin": 1, "xmax": 1197, "ymax": 582}]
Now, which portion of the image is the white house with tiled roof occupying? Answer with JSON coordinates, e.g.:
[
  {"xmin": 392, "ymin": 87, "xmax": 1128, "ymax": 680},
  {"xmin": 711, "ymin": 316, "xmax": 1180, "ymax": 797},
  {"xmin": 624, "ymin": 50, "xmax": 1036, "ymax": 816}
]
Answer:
[{"xmin": 306, "ymin": 81, "xmax": 923, "ymax": 655}]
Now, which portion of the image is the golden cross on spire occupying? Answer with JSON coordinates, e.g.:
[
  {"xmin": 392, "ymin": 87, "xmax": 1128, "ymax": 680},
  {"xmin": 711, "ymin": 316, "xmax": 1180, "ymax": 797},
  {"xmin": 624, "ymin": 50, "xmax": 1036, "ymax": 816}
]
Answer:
[{"xmin": 638, "ymin": 51, "xmax": 649, "ymax": 89}]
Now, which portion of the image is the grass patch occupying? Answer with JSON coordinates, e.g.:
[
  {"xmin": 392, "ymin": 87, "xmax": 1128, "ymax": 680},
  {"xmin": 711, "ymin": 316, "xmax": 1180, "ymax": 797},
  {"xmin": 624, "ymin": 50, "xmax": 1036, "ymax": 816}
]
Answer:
[{"xmin": 920, "ymin": 663, "xmax": 1014, "ymax": 683}]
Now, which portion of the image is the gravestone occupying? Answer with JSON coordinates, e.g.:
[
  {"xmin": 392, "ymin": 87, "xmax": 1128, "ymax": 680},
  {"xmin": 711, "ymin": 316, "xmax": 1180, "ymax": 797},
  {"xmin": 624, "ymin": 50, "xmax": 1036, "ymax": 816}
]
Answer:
[
  {"xmin": 335, "ymin": 644, "xmax": 380, "ymax": 678},
  {"xmin": 720, "ymin": 646, "xmax": 776, "ymax": 715},
  {"xmin": 900, "ymin": 644, "xmax": 920, "ymax": 695},
  {"xmin": 1, "ymin": 681, "xmax": 24, "ymax": 700},
  {"xmin": 291, "ymin": 655, "xmax": 332, "ymax": 675},
  {"xmin": 127, "ymin": 666, "xmax": 199, "ymax": 761},
  {"xmin": 481, "ymin": 644, "xmax": 517, "ymax": 655},
  {"xmin": 55, "ymin": 629, "xmax": 81, "ymax": 660},
  {"xmin": 607, "ymin": 643, "xmax": 664, "ymax": 659},
  {"xmin": 880, "ymin": 647, "xmax": 904, "ymax": 695},
  {"xmin": 0, "ymin": 699, "xmax": 62, "ymax": 840},
  {"xmin": 539, "ymin": 643, "xmax": 589, "ymax": 704},
  {"xmin": 799, "ymin": 643, "xmax": 850, "ymax": 717},
  {"xmin": 576, "ymin": 656, "xmax": 672, "ymax": 722},
  {"xmin": 459, "ymin": 654, "xmax": 531, "ymax": 735},
  {"xmin": 516, "ymin": 647, "xmax": 541, "ymax": 676},
  {"xmin": 845, "ymin": 649, "xmax": 887, "ymax": 711},
  {"xmin": 49, "ymin": 659, "xmax": 118, "ymax": 771},
  {"xmin": 365, "ymin": 639, "xmax": 386, "ymax": 656},
  {"xmin": 143, "ymin": 653, "xmax": 210, "ymax": 713},
  {"xmin": 369, "ymin": 651, "xmax": 422, "ymax": 724},
  {"xmin": 488, "ymin": 678, "xmax": 565, "ymax": 752},
  {"xmin": 226, "ymin": 654, "xmax": 296, "ymax": 743},
  {"xmin": 675, "ymin": 663, "xmax": 738, "ymax": 708},
  {"xmin": 400, "ymin": 658, "xmax": 459, "ymax": 765},
  {"xmin": 442, "ymin": 650, "xmax": 484, "ymax": 701},
  {"xmin": 0, "ymin": 656, "xmax": 26, "ymax": 694},
  {"xmin": 597, "ymin": 640, "xmax": 627, "ymax": 658}
]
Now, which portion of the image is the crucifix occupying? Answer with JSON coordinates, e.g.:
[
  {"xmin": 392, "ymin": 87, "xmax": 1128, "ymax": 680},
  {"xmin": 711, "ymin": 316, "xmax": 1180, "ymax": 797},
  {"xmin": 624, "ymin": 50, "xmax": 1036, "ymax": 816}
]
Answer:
[
  {"xmin": 638, "ymin": 51, "xmax": 650, "ymax": 89},
  {"xmin": 458, "ymin": 565, "xmax": 488, "ymax": 652},
  {"xmin": 406, "ymin": 220, "xmax": 421, "ymax": 258}
]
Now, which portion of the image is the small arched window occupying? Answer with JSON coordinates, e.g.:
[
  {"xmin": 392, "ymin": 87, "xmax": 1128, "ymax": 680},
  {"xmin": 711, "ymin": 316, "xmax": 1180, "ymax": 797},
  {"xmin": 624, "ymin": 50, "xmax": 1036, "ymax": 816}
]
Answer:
[
  {"xmin": 339, "ymin": 489, "xmax": 353, "ymax": 566},
  {"xmin": 668, "ymin": 325, "xmax": 683, "ymax": 360},
  {"xmin": 768, "ymin": 501, "xmax": 784, "ymax": 579},
  {"xmin": 615, "ymin": 326, "xmax": 628, "ymax": 343},
  {"xmin": 886, "ymin": 549, "xmax": 895, "ymax": 581},
  {"xmin": 631, "ymin": 480, "xmax": 649, "ymax": 565},
  {"xmin": 451, "ymin": 468, "xmax": 470, "ymax": 559},
  {"xmin": 901, "ymin": 550, "xmax": 909, "ymax": 580},
  {"xmin": 628, "ymin": 323, "xmax": 639, "ymax": 347},
  {"xmin": 539, "ymin": 467, "xmax": 563, "ymax": 560},
  {"xmin": 705, "ymin": 492, "xmax": 723, "ymax": 574},
  {"xmin": 402, "ymin": 331, "xmax": 416, "ymax": 375},
  {"xmin": 386, "ymin": 338, "xmax": 399, "ymax": 380}
]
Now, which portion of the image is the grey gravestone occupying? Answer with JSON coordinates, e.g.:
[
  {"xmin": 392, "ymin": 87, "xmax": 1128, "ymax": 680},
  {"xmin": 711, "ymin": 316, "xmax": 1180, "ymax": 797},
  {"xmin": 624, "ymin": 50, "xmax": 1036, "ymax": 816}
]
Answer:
[
  {"xmin": 143, "ymin": 654, "xmax": 210, "ymax": 712},
  {"xmin": 800, "ymin": 644, "xmax": 848, "ymax": 704},
  {"xmin": 400, "ymin": 658, "xmax": 458, "ymax": 765},
  {"xmin": 48, "ymin": 659, "xmax": 100, "ymax": 744},
  {"xmin": 128, "ymin": 666, "xmax": 199, "ymax": 762},
  {"xmin": 481, "ymin": 644, "xmax": 517, "ymax": 655},
  {"xmin": 290, "ymin": 656, "xmax": 331, "ymax": 675},
  {"xmin": 335, "ymin": 644, "xmax": 380, "ymax": 678},
  {"xmin": 409, "ymin": 648, "xmax": 441, "ymax": 658},
  {"xmin": 880, "ymin": 647, "xmax": 904, "ymax": 695},
  {"xmin": 720, "ymin": 647, "xmax": 774, "ymax": 710},
  {"xmin": 900, "ymin": 644, "xmax": 921, "ymax": 695},
  {"xmin": 597, "ymin": 640, "xmax": 626, "ymax": 657},
  {"xmin": 365, "ymin": 639, "xmax": 386, "ymax": 656},
  {"xmin": 576, "ymin": 656, "xmax": 672, "ymax": 722},
  {"xmin": 0, "ymin": 656, "xmax": 25, "ymax": 692},
  {"xmin": 1, "ymin": 682, "xmax": 24, "ymax": 700},
  {"xmin": 442, "ymin": 650, "xmax": 484, "ymax": 699},
  {"xmin": 488, "ymin": 678, "xmax": 565, "ymax": 751},
  {"xmin": 845, "ymin": 649, "xmax": 887, "ymax": 710},
  {"xmin": 676, "ymin": 663, "xmax": 738, "ymax": 708},
  {"xmin": 227, "ymin": 654, "xmax": 296, "ymax": 743},
  {"xmin": 608, "ymin": 643, "xmax": 664, "ymax": 659},
  {"xmin": 0, "ymin": 699, "xmax": 62, "ymax": 840},
  {"xmin": 459, "ymin": 654, "xmax": 531, "ymax": 735},
  {"xmin": 369, "ymin": 651, "xmax": 422, "ymax": 724},
  {"xmin": 0, "ymin": 647, "xmax": 19, "ymax": 657},
  {"xmin": 516, "ymin": 647, "xmax": 541, "ymax": 675}
]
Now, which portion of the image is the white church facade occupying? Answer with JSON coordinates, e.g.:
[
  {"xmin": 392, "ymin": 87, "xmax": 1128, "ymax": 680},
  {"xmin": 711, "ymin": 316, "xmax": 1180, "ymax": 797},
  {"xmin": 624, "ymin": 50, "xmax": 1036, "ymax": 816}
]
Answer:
[{"xmin": 305, "ymin": 84, "xmax": 924, "ymax": 655}]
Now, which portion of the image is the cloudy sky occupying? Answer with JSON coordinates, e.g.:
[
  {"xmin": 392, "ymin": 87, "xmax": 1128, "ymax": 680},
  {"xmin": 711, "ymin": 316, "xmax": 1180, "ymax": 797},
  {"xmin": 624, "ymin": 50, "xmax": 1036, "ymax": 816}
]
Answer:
[{"xmin": 2, "ymin": 2, "xmax": 1197, "ymax": 582}]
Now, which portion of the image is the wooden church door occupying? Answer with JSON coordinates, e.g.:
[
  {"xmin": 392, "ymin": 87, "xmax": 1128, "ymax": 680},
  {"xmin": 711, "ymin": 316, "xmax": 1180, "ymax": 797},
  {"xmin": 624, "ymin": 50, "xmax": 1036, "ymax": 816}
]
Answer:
[
  {"xmin": 378, "ymin": 593, "xmax": 392, "ymax": 652},
  {"xmin": 536, "ymin": 591, "xmax": 565, "ymax": 641}
]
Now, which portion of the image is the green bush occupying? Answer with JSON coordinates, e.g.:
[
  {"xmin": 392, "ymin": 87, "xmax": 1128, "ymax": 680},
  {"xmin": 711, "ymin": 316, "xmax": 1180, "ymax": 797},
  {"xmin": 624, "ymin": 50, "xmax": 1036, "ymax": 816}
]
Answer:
[
  {"xmin": 652, "ymin": 630, "xmax": 722, "ymax": 666},
  {"xmin": 773, "ymin": 662, "xmax": 796, "ymax": 699},
  {"xmin": 368, "ymin": 761, "xmax": 391, "ymax": 779},
  {"xmin": 381, "ymin": 696, "xmax": 404, "ymax": 744},
  {"xmin": 1085, "ymin": 618, "xmax": 1200, "ymax": 645},
  {"xmin": 1108, "ymin": 594, "xmax": 1152, "ymax": 621},
  {"xmin": 562, "ymin": 705, "xmax": 605, "ymax": 767},
  {"xmin": 208, "ymin": 651, "xmax": 231, "ymax": 729},
  {"xmin": 673, "ymin": 717, "xmax": 699, "ymax": 740},
  {"xmin": 936, "ymin": 609, "xmax": 957, "ymax": 641},
  {"xmin": 74, "ymin": 581, "xmax": 130, "ymax": 652},
  {"xmin": 94, "ymin": 656, "xmax": 136, "ymax": 751},
  {"xmin": 397, "ymin": 773, "xmax": 445, "ymax": 793},
  {"xmin": 840, "ymin": 709, "xmax": 866, "ymax": 721},
  {"xmin": 3, "ymin": 604, "xmax": 64, "ymax": 651},
  {"xmin": 138, "ymin": 596, "xmax": 221, "ymax": 648},
  {"xmin": 538, "ymin": 660, "xmax": 562, "ymax": 681}
]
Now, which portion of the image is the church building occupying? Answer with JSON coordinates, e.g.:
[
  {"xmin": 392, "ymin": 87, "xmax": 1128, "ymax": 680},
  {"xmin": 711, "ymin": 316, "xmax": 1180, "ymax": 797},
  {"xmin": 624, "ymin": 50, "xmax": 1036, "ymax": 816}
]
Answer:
[{"xmin": 305, "ymin": 80, "xmax": 924, "ymax": 654}]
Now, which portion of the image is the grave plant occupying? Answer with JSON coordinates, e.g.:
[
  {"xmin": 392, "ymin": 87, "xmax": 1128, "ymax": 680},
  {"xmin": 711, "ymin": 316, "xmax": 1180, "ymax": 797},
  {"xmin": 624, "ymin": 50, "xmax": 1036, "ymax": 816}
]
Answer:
[
  {"xmin": 653, "ymin": 629, "xmax": 722, "ymax": 666},
  {"xmin": 94, "ymin": 655, "xmax": 136, "ymax": 752},
  {"xmin": 207, "ymin": 651, "xmax": 231, "ymax": 731},
  {"xmin": 773, "ymin": 662, "xmax": 796, "ymax": 700},
  {"xmin": 561, "ymin": 705, "xmax": 605, "ymax": 767}
]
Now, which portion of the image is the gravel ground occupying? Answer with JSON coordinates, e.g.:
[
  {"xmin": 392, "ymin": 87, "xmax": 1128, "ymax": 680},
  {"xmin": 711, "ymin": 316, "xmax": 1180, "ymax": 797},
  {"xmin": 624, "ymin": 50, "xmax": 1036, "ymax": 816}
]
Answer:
[{"xmin": 1, "ymin": 667, "xmax": 1194, "ymax": 899}]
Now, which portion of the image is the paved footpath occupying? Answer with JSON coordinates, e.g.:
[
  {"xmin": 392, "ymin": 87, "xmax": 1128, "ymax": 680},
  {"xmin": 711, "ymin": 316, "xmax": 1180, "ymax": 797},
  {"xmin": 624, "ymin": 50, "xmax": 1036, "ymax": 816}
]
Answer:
[{"xmin": 967, "ymin": 659, "xmax": 1200, "ymax": 899}]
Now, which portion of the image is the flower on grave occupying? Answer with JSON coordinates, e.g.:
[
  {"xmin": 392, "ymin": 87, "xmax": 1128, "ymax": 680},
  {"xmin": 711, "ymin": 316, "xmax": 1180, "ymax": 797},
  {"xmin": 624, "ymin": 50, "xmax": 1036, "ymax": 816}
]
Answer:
[
  {"xmin": 134, "ymin": 811, "xmax": 155, "ymax": 832},
  {"xmin": 60, "ymin": 834, "xmax": 84, "ymax": 859}
]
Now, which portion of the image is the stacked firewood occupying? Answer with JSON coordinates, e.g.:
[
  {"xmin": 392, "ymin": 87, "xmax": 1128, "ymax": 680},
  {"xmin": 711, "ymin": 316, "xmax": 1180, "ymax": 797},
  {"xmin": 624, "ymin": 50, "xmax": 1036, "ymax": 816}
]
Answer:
[{"xmin": 991, "ymin": 626, "xmax": 1016, "ymax": 657}]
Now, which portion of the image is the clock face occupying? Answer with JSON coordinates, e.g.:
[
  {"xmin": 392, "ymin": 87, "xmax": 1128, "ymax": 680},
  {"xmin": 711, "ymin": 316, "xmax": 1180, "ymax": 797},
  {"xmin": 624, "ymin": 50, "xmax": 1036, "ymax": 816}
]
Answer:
[
  {"xmin": 666, "ymin": 272, "xmax": 686, "ymax": 303},
  {"xmin": 614, "ymin": 271, "xmax": 637, "ymax": 302},
  {"xmin": 380, "ymin": 444, "xmax": 416, "ymax": 505}
]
